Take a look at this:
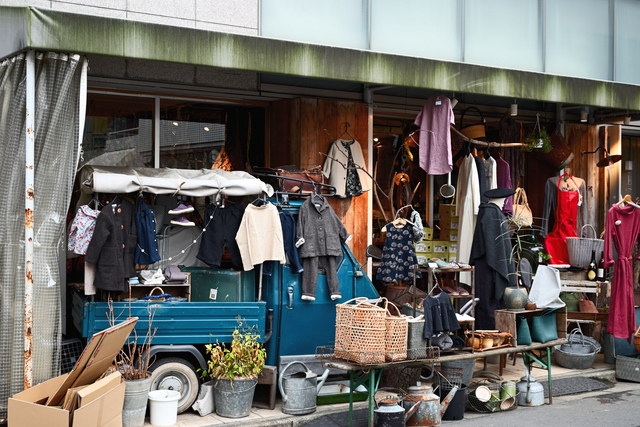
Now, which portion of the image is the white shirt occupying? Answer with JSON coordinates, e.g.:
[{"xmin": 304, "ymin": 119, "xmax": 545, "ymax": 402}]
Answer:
[{"xmin": 456, "ymin": 155, "xmax": 481, "ymax": 285}]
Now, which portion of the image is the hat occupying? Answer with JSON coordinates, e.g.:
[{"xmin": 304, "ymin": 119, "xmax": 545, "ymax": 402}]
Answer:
[{"xmin": 484, "ymin": 187, "xmax": 516, "ymax": 199}]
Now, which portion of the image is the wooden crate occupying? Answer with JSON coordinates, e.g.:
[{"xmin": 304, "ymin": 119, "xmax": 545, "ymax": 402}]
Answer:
[{"xmin": 495, "ymin": 306, "xmax": 567, "ymax": 347}]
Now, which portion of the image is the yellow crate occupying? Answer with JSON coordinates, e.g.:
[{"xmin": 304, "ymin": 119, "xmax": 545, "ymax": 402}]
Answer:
[
  {"xmin": 439, "ymin": 204, "xmax": 457, "ymax": 220},
  {"xmin": 448, "ymin": 243, "xmax": 458, "ymax": 254},
  {"xmin": 447, "ymin": 255, "xmax": 456, "ymax": 263},
  {"xmin": 441, "ymin": 229, "xmax": 458, "ymax": 242},
  {"xmin": 432, "ymin": 240, "xmax": 449, "ymax": 254}
]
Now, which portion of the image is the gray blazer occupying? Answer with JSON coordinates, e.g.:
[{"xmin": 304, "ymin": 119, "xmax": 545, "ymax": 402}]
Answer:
[
  {"xmin": 85, "ymin": 197, "xmax": 137, "ymax": 292},
  {"xmin": 295, "ymin": 194, "xmax": 350, "ymax": 258}
]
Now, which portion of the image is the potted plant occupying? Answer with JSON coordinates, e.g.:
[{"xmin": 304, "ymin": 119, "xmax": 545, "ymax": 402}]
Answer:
[
  {"xmin": 522, "ymin": 113, "xmax": 552, "ymax": 153},
  {"xmin": 109, "ymin": 300, "xmax": 157, "ymax": 427},
  {"xmin": 201, "ymin": 321, "xmax": 266, "ymax": 418}
]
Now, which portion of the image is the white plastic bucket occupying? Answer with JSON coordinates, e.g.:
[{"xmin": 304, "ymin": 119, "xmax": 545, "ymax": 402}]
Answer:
[{"xmin": 148, "ymin": 390, "xmax": 180, "ymax": 426}]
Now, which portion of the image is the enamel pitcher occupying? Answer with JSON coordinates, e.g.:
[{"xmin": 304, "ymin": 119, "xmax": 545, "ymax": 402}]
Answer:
[
  {"xmin": 278, "ymin": 361, "xmax": 329, "ymax": 415},
  {"xmin": 402, "ymin": 382, "xmax": 457, "ymax": 426}
]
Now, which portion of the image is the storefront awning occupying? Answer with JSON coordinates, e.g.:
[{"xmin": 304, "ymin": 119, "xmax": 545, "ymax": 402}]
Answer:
[
  {"xmin": 2, "ymin": 6, "xmax": 640, "ymax": 110},
  {"xmin": 79, "ymin": 165, "xmax": 274, "ymax": 197}
]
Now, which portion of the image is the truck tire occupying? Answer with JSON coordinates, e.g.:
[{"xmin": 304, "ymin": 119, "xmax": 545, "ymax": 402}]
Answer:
[{"xmin": 149, "ymin": 357, "xmax": 200, "ymax": 413}]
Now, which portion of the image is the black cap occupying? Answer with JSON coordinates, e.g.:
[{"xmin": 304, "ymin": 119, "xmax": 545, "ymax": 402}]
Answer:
[{"xmin": 484, "ymin": 187, "xmax": 516, "ymax": 199}]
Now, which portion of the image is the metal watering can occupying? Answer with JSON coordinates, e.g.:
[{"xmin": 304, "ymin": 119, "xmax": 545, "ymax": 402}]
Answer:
[
  {"xmin": 278, "ymin": 361, "xmax": 329, "ymax": 415},
  {"xmin": 375, "ymin": 399, "xmax": 419, "ymax": 427},
  {"xmin": 402, "ymin": 382, "xmax": 457, "ymax": 426},
  {"xmin": 516, "ymin": 364, "xmax": 545, "ymax": 407}
]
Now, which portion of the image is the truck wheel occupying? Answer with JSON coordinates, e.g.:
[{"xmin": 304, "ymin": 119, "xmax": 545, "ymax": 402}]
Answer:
[{"xmin": 149, "ymin": 357, "xmax": 200, "ymax": 413}]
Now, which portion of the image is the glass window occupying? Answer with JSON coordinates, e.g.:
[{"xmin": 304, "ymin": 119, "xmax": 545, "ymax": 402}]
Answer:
[
  {"xmin": 81, "ymin": 93, "xmax": 154, "ymax": 167},
  {"xmin": 465, "ymin": 0, "xmax": 542, "ymax": 72},
  {"xmin": 159, "ymin": 100, "xmax": 265, "ymax": 171},
  {"xmin": 371, "ymin": 0, "xmax": 462, "ymax": 62},
  {"xmin": 261, "ymin": 0, "xmax": 368, "ymax": 50},
  {"xmin": 545, "ymin": 0, "xmax": 612, "ymax": 80},
  {"xmin": 615, "ymin": 0, "xmax": 640, "ymax": 84}
]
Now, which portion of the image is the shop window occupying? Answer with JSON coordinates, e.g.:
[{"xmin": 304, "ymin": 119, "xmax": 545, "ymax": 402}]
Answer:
[
  {"xmin": 159, "ymin": 100, "xmax": 265, "ymax": 171},
  {"xmin": 81, "ymin": 93, "xmax": 154, "ymax": 167}
]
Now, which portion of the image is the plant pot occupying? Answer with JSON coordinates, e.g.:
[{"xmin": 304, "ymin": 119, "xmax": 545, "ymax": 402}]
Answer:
[
  {"xmin": 213, "ymin": 377, "xmax": 258, "ymax": 418},
  {"xmin": 123, "ymin": 376, "xmax": 152, "ymax": 427},
  {"xmin": 504, "ymin": 287, "xmax": 528, "ymax": 311}
]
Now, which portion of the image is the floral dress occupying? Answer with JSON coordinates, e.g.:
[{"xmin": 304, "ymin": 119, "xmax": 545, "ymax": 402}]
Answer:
[{"xmin": 376, "ymin": 223, "xmax": 422, "ymax": 283}]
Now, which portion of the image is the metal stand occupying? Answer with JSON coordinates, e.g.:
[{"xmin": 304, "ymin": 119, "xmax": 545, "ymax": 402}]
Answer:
[{"xmin": 348, "ymin": 368, "xmax": 383, "ymax": 427}]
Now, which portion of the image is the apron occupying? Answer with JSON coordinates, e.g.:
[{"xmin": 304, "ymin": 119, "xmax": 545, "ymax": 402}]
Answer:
[{"xmin": 545, "ymin": 176, "xmax": 579, "ymax": 264}]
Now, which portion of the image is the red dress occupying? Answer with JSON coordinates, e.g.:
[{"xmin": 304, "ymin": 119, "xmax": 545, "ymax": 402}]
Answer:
[
  {"xmin": 545, "ymin": 177, "xmax": 579, "ymax": 264},
  {"xmin": 604, "ymin": 204, "xmax": 640, "ymax": 341}
]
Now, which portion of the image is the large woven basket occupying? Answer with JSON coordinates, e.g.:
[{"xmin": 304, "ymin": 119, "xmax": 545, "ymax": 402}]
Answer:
[
  {"xmin": 459, "ymin": 106, "xmax": 486, "ymax": 140},
  {"xmin": 566, "ymin": 224, "xmax": 604, "ymax": 269},
  {"xmin": 334, "ymin": 297, "xmax": 386, "ymax": 365},
  {"xmin": 383, "ymin": 299, "xmax": 408, "ymax": 362},
  {"xmin": 535, "ymin": 127, "xmax": 574, "ymax": 170}
]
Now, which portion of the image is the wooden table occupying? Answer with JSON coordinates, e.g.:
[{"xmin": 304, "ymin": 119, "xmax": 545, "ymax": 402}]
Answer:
[{"xmin": 324, "ymin": 339, "xmax": 567, "ymax": 427}]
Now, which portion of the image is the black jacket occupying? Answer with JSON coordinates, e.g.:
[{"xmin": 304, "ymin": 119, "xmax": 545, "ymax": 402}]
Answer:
[{"xmin": 85, "ymin": 197, "xmax": 137, "ymax": 292}]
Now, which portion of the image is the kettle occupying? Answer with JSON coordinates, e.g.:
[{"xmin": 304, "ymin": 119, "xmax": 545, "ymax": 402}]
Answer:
[
  {"xmin": 516, "ymin": 365, "xmax": 545, "ymax": 406},
  {"xmin": 375, "ymin": 398, "xmax": 419, "ymax": 427},
  {"xmin": 403, "ymin": 382, "xmax": 457, "ymax": 426}
]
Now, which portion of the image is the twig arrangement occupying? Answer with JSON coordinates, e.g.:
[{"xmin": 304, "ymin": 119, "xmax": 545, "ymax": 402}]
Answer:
[{"xmin": 107, "ymin": 298, "xmax": 158, "ymax": 380}]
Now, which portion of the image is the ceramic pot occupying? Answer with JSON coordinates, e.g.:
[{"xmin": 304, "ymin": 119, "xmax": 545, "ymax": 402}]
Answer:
[{"xmin": 504, "ymin": 286, "xmax": 528, "ymax": 311}]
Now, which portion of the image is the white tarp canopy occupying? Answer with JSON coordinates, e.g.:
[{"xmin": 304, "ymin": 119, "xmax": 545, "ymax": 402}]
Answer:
[{"xmin": 79, "ymin": 165, "xmax": 274, "ymax": 197}]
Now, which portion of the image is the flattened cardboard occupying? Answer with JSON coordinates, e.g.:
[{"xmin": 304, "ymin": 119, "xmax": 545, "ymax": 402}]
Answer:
[
  {"xmin": 72, "ymin": 381, "xmax": 126, "ymax": 427},
  {"xmin": 78, "ymin": 372, "xmax": 122, "ymax": 407},
  {"xmin": 47, "ymin": 317, "xmax": 137, "ymax": 406}
]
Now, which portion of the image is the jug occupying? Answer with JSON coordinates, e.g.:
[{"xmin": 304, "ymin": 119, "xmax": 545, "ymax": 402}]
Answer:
[
  {"xmin": 278, "ymin": 361, "xmax": 329, "ymax": 415},
  {"xmin": 375, "ymin": 399, "xmax": 419, "ymax": 427},
  {"xmin": 403, "ymin": 382, "xmax": 457, "ymax": 426},
  {"xmin": 516, "ymin": 365, "xmax": 545, "ymax": 407}
]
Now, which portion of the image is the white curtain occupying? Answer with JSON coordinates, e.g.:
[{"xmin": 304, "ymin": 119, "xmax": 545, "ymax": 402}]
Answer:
[{"xmin": 0, "ymin": 51, "xmax": 87, "ymax": 417}]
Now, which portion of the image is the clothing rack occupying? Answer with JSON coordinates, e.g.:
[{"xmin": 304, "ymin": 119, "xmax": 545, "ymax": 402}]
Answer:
[{"xmin": 251, "ymin": 171, "xmax": 337, "ymax": 197}]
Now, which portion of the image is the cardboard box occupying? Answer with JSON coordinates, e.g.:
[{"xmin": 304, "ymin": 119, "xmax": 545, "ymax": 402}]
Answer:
[
  {"xmin": 432, "ymin": 240, "xmax": 449, "ymax": 254},
  {"xmin": 423, "ymin": 227, "xmax": 434, "ymax": 241},
  {"xmin": 440, "ymin": 217, "xmax": 459, "ymax": 230},
  {"xmin": 415, "ymin": 242, "xmax": 433, "ymax": 253},
  {"xmin": 441, "ymin": 229, "xmax": 458, "ymax": 242},
  {"xmin": 9, "ymin": 318, "xmax": 137, "ymax": 427},
  {"xmin": 447, "ymin": 255, "xmax": 457, "ymax": 263},
  {"xmin": 448, "ymin": 244, "xmax": 458, "ymax": 254},
  {"xmin": 416, "ymin": 254, "xmax": 427, "ymax": 265},
  {"xmin": 439, "ymin": 204, "xmax": 457, "ymax": 220}
]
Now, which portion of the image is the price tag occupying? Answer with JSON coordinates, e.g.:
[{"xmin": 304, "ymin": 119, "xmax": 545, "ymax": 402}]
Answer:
[
  {"xmin": 435, "ymin": 99, "xmax": 442, "ymax": 106},
  {"xmin": 427, "ymin": 262, "xmax": 438, "ymax": 269},
  {"xmin": 209, "ymin": 288, "xmax": 218, "ymax": 301}
]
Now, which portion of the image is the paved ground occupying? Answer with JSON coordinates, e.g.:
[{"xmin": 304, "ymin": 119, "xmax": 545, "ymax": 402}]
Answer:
[{"xmin": 143, "ymin": 354, "xmax": 626, "ymax": 427}]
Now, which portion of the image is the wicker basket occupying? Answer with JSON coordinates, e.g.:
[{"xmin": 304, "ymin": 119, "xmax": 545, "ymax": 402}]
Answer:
[
  {"xmin": 334, "ymin": 297, "xmax": 387, "ymax": 365},
  {"xmin": 384, "ymin": 299, "xmax": 408, "ymax": 362},
  {"xmin": 535, "ymin": 127, "xmax": 574, "ymax": 170},
  {"xmin": 459, "ymin": 107, "xmax": 486, "ymax": 140},
  {"xmin": 566, "ymin": 224, "xmax": 604, "ymax": 269},
  {"xmin": 634, "ymin": 325, "xmax": 640, "ymax": 354}
]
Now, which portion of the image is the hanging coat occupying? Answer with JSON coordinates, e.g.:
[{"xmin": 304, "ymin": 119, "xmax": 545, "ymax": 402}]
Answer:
[
  {"xmin": 604, "ymin": 204, "xmax": 640, "ymax": 342},
  {"xmin": 456, "ymin": 154, "xmax": 481, "ymax": 285},
  {"xmin": 135, "ymin": 196, "xmax": 161, "ymax": 265}
]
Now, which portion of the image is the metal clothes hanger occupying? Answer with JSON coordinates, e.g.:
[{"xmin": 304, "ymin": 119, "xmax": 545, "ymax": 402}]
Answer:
[{"xmin": 337, "ymin": 122, "xmax": 354, "ymax": 141}]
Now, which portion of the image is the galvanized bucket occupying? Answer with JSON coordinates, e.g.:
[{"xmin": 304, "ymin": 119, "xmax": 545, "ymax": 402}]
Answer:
[
  {"xmin": 278, "ymin": 361, "xmax": 329, "ymax": 415},
  {"xmin": 213, "ymin": 377, "xmax": 257, "ymax": 418},
  {"xmin": 122, "ymin": 376, "xmax": 152, "ymax": 427}
]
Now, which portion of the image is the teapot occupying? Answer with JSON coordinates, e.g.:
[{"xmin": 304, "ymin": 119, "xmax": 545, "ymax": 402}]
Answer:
[
  {"xmin": 375, "ymin": 399, "xmax": 419, "ymax": 427},
  {"xmin": 403, "ymin": 382, "xmax": 457, "ymax": 426}
]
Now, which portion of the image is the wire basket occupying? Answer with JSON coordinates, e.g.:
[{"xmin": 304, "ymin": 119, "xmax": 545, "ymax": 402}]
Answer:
[
  {"xmin": 434, "ymin": 366, "xmax": 464, "ymax": 389},
  {"xmin": 406, "ymin": 346, "xmax": 440, "ymax": 361},
  {"xmin": 466, "ymin": 379, "xmax": 519, "ymax": 413}
]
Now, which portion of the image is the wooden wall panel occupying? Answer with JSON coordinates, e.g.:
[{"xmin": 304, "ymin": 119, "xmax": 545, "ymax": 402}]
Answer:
[
  {"xmin": 269, "ymin": 98, "xmax": 370, "ymax": 265},
  {"xmin": 565, "ymin": 124, "xmax": 601, "ymax": 234}
]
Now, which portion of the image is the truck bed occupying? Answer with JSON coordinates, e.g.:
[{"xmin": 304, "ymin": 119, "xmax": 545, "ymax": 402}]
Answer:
[{"xmin": 72, "ymin": 289, "xmax": 267, "ymax": 345}]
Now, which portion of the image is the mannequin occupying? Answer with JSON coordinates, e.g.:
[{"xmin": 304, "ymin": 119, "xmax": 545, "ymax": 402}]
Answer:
[{"xmin": 469, "ymin": 188, "xmax": 517, "ymax": 329}]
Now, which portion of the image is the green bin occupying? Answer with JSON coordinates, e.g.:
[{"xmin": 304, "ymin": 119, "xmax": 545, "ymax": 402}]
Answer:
[{"xmin": 182, "ymin": 267, "xmax": 256, "ymax": 302}]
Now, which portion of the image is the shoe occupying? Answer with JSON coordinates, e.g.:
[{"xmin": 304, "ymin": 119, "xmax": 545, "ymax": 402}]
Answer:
[
  {"xmin": 301, "ymin": 295, "xmax": 315, "ymax": 301},
  {"xmin": 442, "ymin": 285, "xmax": 459, "ymax": 295},
  {"xmin": 456, "ymin": 261, "xmax": 472, "ymax": 270},
  {"xmin": 456, "ymin": 313, "xmax": 475, "ymax": 322},
  {"xmin": 431, "ymin": 258, "xmax": 453, "ymax": 269},
  {"xmin": 169, "ymin": 202, "xmax": 194, "ymax": 215},
  {"xmin": 171, "ymin": 215, "xmax": 195, "ymax": 227},
  {"xmin": 331, "ymin": 294, "xmax": 342, "ymax": 301},
  {"xmin": 454, "ymin": 286, "xmax": 470, "ymax": 296}
]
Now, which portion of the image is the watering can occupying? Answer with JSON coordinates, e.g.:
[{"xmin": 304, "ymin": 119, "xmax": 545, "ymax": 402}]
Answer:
[
  {"xmin": 374, "ymin": 399, "xmax": 420, "ymax": 427},
  {"xmin": 278, "ymin": 361, "xmax": 329, "ymax": 415},
  {"xmin": 516, "ymin": 364, "xmax": 545, "ymax": 406},
  {"xmin": 402, "ymin": 382, "xmax": 457, "ymax": 426}
]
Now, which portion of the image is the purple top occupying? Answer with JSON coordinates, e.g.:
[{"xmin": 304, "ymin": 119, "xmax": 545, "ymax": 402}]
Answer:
[
  {"xmin": 414, "ymin": 95, "xmax": 455, "ymax": 175},
  {"xmin": 496, "ymin": 157, "xmax": 513, "ymax": 215}
]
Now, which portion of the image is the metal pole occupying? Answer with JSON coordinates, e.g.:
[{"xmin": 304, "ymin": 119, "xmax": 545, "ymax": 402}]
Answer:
[{"xmin": 24, "ymin": 49, "xmax": 35, "ymax": 390}]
